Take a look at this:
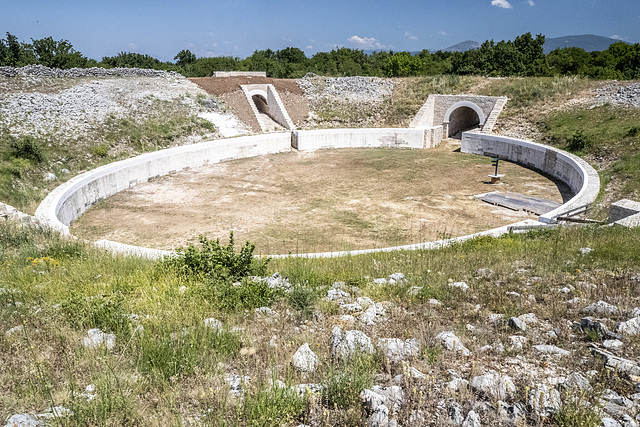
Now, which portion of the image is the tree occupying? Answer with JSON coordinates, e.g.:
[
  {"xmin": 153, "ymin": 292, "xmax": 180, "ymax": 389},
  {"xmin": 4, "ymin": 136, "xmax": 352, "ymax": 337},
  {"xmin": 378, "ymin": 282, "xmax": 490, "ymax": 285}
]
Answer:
[
  {"xmin": 174, "ymin": 49, "xmax": 196, "ymax": 66},
  {"xmin": 32, "ymin": 36, "xmax": 88, "ymax": 68}
]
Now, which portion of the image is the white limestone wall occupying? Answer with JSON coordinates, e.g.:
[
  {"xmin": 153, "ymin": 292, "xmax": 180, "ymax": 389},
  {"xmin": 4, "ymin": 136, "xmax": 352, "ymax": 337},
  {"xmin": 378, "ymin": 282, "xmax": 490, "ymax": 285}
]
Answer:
[
  {"xmin": 461, "ymin": 132, "xmax": 600, "ymax": 223},
  {"xmin": 292, "ymin": 128, "xmax": 426, "ymax": 151},
  {"xmin": 267, "ymin": 85, "xmax": 295, "ymax": 130},
  {"xmin": 35, "ymin": 133, "xmax": 292, "ymax": 234}
]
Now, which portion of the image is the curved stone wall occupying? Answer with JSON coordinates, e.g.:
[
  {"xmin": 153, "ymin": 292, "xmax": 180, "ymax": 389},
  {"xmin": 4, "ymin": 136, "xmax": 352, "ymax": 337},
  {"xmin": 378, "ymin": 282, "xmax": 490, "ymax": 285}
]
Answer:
[
  {"xmin": 35, "ymin": 128, "xmax": 599, "ymax": 258},
  {"xmin": 461, "ymin": 131, "xmax": 600, "ymax": 223}
]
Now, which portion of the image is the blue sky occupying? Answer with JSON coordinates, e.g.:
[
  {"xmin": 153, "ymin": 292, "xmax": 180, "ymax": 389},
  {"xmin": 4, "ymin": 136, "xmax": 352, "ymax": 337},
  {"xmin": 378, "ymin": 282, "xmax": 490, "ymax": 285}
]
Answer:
[{"xmin": 2, "ymin": 0, "xmax": 640, "ymax": 61}]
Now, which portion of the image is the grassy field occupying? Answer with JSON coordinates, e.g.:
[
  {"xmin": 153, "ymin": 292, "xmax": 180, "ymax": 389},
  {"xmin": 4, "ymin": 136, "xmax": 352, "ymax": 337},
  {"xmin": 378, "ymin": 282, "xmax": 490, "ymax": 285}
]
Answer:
[{"xmin": 2, "ymin": 220, "xmax": 640, "ymax": 425}]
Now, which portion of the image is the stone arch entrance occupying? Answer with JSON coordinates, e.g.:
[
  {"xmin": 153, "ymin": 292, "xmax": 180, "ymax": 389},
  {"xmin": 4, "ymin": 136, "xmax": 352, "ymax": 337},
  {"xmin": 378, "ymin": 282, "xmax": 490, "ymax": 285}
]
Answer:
[{"xmin": 444, "ymin": 101, "xmax": 485, "ymax": 139}]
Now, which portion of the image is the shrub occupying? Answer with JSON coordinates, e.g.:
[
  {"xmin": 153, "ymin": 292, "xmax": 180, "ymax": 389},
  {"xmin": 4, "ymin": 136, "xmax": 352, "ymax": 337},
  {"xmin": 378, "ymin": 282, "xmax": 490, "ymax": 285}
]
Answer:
[
  {"xmin": 164, "ymin": 232, "xmax": 269, "ymax": 281},
  {"xmin": 9, "ymin": 136, "xmax": 45, "ymax": 163},
  {"xmin": 288, "ymin": 286, "xmax": 317, "ymax": 316},
  {"xmin": 322, "ymin": 352, "xmax": 378, "ymax": 409}
]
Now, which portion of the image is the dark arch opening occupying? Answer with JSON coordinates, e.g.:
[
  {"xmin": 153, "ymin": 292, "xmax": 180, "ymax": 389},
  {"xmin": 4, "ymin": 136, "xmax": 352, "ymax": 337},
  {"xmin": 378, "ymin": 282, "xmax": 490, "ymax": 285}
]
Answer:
[
  {"xmin": 252, "ymin": 94, "xmax": 270, "ymax": 115},
  {"xmin": 448, "ymin": 106, "xmax": 481, "ymax": 139}
]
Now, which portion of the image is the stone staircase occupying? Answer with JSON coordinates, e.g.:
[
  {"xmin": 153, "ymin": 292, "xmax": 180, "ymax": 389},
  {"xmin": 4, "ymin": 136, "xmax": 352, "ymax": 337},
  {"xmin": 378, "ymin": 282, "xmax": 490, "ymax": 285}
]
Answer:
[{"xmin": 481, "ymin": 96, "xmax": 508, "ymax": 133}]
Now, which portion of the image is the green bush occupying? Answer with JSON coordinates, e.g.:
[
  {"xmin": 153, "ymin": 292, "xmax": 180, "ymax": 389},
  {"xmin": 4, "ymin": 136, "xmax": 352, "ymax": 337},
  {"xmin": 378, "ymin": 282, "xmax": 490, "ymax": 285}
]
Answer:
[
  {"xmin": 164, "ymin": 232, "xmax": 269, "ymax": 281},
  {"xmin": 287, "ymin": 286, "xmax": 317, "ymax": 316},
  {"xmin": 9, "ymin": 136, "xmax": 45, "ymax": 163},
  {"xmin": 322, "ymin": 352, "xmax": 378, "ymax": 409}
]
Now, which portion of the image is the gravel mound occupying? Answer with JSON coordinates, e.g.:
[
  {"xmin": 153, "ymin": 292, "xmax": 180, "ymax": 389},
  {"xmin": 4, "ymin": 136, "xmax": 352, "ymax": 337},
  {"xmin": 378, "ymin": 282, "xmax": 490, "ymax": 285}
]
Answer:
[
  {"xmin": 594, "ymin": 83, "xmax": 640, "ymax": 107},
  {"xmin": 298, "ymin": 73, "xmax": 394, "ymax": 104},
  {"xmin": 0, "ymin": 64, "xmax": 180, "ymax": 78}
]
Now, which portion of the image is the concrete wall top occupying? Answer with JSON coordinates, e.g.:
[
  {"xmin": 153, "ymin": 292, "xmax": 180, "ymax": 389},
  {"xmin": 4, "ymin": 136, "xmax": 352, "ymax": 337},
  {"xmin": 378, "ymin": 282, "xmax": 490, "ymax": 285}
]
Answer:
[
  {"xmin": 461, "ymin": 131, "xmax": 600, "ymax": 223},
  {"xmin": 293, "ymin": 128, "xmax": 427, "ymax": 151},
  {"xmin": 35, "ymin": 133, "xmax": 292, "ymax": 234}
]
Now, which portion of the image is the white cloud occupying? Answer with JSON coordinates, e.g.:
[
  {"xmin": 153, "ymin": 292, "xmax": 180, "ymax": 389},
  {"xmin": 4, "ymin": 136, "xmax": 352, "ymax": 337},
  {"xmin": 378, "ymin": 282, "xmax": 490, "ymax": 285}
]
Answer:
[
  {"xmin": 348, "ymin": 35, "xmax": 385, "ymax": 49},
  {"xmin": 527, "ymin": 0, "xmax": 534, "ymax": 5},
  {"xmin": 128, "ymin": 42, "xmax": 138, "ymax": 51},
  {"xmin": 404, "ymin": 31, "xmax": 418, "ymax": 41},
  {"xmin": 306, "ymin": 45, "xmax": 313, "ymax": 50},
  {"xmin": 438, "ymin": 30, "xmax": 447, "ymax": 36},
  {"xmin": 610, "ymin": 34, "xmax": 625, "ymax": 40},
  {"xmin": 491, "ymin": 0, "xmax": 513, "ymax": 8}
]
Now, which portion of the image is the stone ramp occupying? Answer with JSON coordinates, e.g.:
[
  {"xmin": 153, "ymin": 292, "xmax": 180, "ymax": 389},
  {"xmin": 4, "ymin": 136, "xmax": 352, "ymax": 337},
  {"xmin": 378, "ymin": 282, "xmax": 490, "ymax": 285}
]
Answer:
[
  {"xmin": 480, "ymin": 97, "xmax": 508, "ymax": 133},
  {"xmin": 478, "ymin": 191, "xmax": 561, "ymax": 216}
]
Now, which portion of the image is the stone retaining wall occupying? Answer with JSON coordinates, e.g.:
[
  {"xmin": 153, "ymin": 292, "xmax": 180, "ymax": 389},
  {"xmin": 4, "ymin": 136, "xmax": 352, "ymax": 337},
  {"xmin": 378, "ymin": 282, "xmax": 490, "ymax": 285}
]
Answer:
[{"xmin": 461, "ymin": 131, "xmax": 600, "ymax": 223}]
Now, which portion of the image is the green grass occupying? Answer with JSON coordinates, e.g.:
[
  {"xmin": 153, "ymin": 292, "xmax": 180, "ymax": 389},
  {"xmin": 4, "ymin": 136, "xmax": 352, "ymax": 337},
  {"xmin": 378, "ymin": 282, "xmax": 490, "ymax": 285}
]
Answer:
[
  {"xmin": 540, "ymin": 105, "xmax": 640, "ymax": 201},
  {"xmin": 2, "ymin": 192, "xmax": 640, "ymax": 424}
]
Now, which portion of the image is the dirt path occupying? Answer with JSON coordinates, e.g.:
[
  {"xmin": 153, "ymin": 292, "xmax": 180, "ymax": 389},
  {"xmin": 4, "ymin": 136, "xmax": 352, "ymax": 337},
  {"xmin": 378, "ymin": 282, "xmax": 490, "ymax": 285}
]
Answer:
[{"xmin": 72, "ymin": 143, "xmax": 567, "ymax": 254}]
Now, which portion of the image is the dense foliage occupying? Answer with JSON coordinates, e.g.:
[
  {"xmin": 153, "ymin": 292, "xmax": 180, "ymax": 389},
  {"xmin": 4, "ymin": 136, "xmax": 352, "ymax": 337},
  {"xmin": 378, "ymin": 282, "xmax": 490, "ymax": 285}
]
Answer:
[{"xmin": 1, "ymin": 32, "xmax": 639, "ymax": 79}]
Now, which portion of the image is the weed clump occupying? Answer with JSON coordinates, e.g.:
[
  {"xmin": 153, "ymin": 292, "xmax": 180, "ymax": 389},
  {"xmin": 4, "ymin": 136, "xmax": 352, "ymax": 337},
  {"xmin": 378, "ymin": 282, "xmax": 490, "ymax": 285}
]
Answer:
[{"xmin": 164, "ymin": 232, "xmax": 268, "ymax": 282}]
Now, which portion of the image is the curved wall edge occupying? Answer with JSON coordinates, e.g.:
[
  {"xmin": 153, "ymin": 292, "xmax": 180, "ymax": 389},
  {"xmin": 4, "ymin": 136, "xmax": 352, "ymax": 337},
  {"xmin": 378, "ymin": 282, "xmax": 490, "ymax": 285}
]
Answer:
[{"xmin": 461, "ymin": 131, "xmax": 600, "ymax": 224}]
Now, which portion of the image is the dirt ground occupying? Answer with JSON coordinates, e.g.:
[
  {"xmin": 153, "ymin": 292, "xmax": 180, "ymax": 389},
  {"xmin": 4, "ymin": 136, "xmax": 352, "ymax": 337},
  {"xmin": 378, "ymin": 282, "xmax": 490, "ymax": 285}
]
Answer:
[
  {"xmin": 190, "ymin": 76, "xmax": 309, "ymax": 132},
  {"xmin": 71, "ymin": 142, "xmax": 568, "ymax": 254}
]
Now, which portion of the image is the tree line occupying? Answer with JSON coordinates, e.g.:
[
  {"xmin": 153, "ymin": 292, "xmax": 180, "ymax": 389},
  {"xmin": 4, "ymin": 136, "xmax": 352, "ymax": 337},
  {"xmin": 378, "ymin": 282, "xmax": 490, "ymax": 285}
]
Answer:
[{"xmin": 1, "ymin": 32, "xmax": 639, "ymax": 80}]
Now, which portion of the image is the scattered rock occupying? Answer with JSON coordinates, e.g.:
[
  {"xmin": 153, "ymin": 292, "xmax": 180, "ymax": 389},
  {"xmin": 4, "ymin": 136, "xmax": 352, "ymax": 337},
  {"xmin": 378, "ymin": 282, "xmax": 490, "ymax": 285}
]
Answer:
[
  {"xmin": 579, "ymin": 247, "xmax": 593, "ymax": 255},
  {"xmin": 82, "ymin": 328, "xmax": 116, "ymax": 350},
  {"xmin": 583, "ymin": 300, "xmax": 619, "ymax": 316},
  {"xmin": 435, "ymin": 331, "xmax": 471, "ymax": 356},
  {"xmin": 388, "ymin": 273, "xmax": 406, "ymax": 284},
  {"xmin": 532, "ymin": 344, "xmax": 571, "ymax": 357},
  {"xmin": 254, "ymin": 307, "xmax": 278, "ymax": 317},
  {"xmin": 449, "ymin": 281, "xmax": 470, "ymax": 292},
  {"xmin": 4, "ymin": 413, "xmax": 39, "ymax": 427},
  {"xmin": 592, "ymin": 348, "xmax": 640, "ymax": 376},
  {"xmin": 462, "ymin": 410, "xmax": 481, "ymax": 427},
  {"xmin": 529, "ymin": 384, "xmax": 561, "ymax": 417},
  {"xmin": 292, "ymin": 343, "xmax": 319, "ymax": 373},
  {"xmin": 226, "ymin": 375, "xmax": 250, "ymax": 398},
  {"xmin": 377, "ymin": 338, "xmax": 420, "ymax": 362},
  {"xmin": 561, "ymin": 372, "xmax": 592, "ymax": 391},
  {"xmin": 204, "ymin": 318, "xmax": 223, "ymax": 332},
  {"xmin": 617, "ymin": 316, "xmax": 640, "ymax": 336},
  {"xmin": 331, "ymin": 327, "xmax": 374, "ymax": 361},
  {"xmin": 470, "ymin": 370, "xmax": 516, "ymax": 400},
  {"xmin": 327, "ymin": 289, "xmax": 350, "ymax": 301},
  {"xmin": 509, "ymin": 317, "xmax": 527, "ymax": 332}
]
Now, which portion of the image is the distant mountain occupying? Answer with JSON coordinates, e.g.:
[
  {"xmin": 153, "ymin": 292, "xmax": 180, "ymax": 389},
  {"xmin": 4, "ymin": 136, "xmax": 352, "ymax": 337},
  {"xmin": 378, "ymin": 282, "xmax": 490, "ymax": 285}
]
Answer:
[
  {"xmin": 442, "ymin": 40, "xmax": 481, "ymax": 52},
  {"xmin": 543, "ymin": 34, "xmax": 629, "ymax": 54}
]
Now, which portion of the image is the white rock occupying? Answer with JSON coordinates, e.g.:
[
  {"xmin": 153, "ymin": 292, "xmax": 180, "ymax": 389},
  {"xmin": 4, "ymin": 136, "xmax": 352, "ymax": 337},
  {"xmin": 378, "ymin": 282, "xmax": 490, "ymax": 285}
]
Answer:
[
  {"xmin": 518, "ymin": 313, "xmax": 539, "ymax": 324},
  {"xmin": 255, "ymin": 306, "xmax": 277, "ymax": 316},
  {"xmin": 82, "ymin": 328, "xmax": 116, "ymax": 351},
  {"xmin": 435, "ymin": 331, "xmax": 471, "ymax": 356},
  {"xmin": 488, "ymin": 313, "xmax": 504, "ymax": 322},
  {"xmin": 361, "ymin": 388, "xmax": 385, "ymax": 412},
  {"xmin": 582, "ymin": 300, "xmax": 619, "ymax": 316},
  {"xmin": 341, "ymin": 302, "xmax": 363, "ymax": 313},
  {"xmin": 529, "ymin": 384, "xmax": 561, "ymax": 417},
  {"xmin": 449, "ymin": 281, "xmax": 469, "ymax": 292},
  {"xmin": 367, "ymin": 404, "xmax": 389, "ymax": 427},
  {"xmin": 5, "ymin": 325, "xmax": 23, "ymax": 335},
  {"xmin": 407, "ymin": 287, "xmax": 422, "ymax": 296},
  {"xmin": 4, "ymin": 413, "xmax": 38, "ymax": 427},
  {"xmin": 292, "ymin": 343, "xmax": 319, "ymax": 373},
  {"xmin": 604, "ymin": 339, "xmax": 624, "ymax": 350},
  {"xmin": 44, "ymin": 172, "xmax": 57, "ymax": 182},
  {"xmin": 371, "ymin": 385, "xmax": 405, "ymax": 413},
  {"xmin": 327, "ymin": 289, "xmax": 350, "ymax": 301},
  {"xmin": 226, "ymin": 375, "xmax": 250, "ymax": 397},
  {"xmin": 579, "ymin": 247, "xmax": 592, "ymax": 255},
  {"xmin": 601, "ymin": 417, "xmax": 622, "ymax": 427},
  {"xmin": 561, "ymin": 372, "xmax": 592, "ymax": 391},
  {"xmin": 178, "ymin": 285, "xmax": 187, "ymax": 294},
  {"xmin": 359, "ymin": 305, "xmax": 378, "ymax": 326},
  {"xmin": 470, "ymin": 370, "xmax": 516, "ymax": 400},
  {"xmin": 617, "ymin": 316, "xmax": 640, "ymax": 335},
  {"xmin": 428, "ymin": 298, "xmax": 442, "ymax": 306},
  {"xmin": 462, "ymin": 410, "xmax": 481, "ymax": 427},
  {"xmin": 532, "ymin": 345, "xmax": 570, "ymax": 357},
  {"xmin": 204, "ymin": 318, "xmax": 223, "ymax": 332},
  {"xmin": 388, "ymin": 273, "xmax": 406, "ymax": 283},
  {"xmin": 508, "ymin": 335, "xmax": 528, "ymax": 351},
  {"xmin": 331, "ymin": 327, "xmax": 374, "ymax": 361},
  {"xmin": 356, "ymin": 297, "xmax": 374, "ymax": 308},
  {"xmin": 448, "ymin": 376, "xmax": 470, "ymax": 391},
  {"xmin": 377, "ymin": 338, "xmax": 420, "ymax": 362},
  {"xmin": 509, "ymin": 317, "xmax": 527, "ymax": 331}
]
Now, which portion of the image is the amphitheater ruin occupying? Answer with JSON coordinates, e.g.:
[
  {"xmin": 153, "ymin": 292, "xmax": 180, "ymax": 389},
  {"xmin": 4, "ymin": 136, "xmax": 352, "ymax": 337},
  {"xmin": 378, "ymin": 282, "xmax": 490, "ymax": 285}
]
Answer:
[{"xmin": 35, "ymin": 83, "xmax": 605, "ymax": 259}]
